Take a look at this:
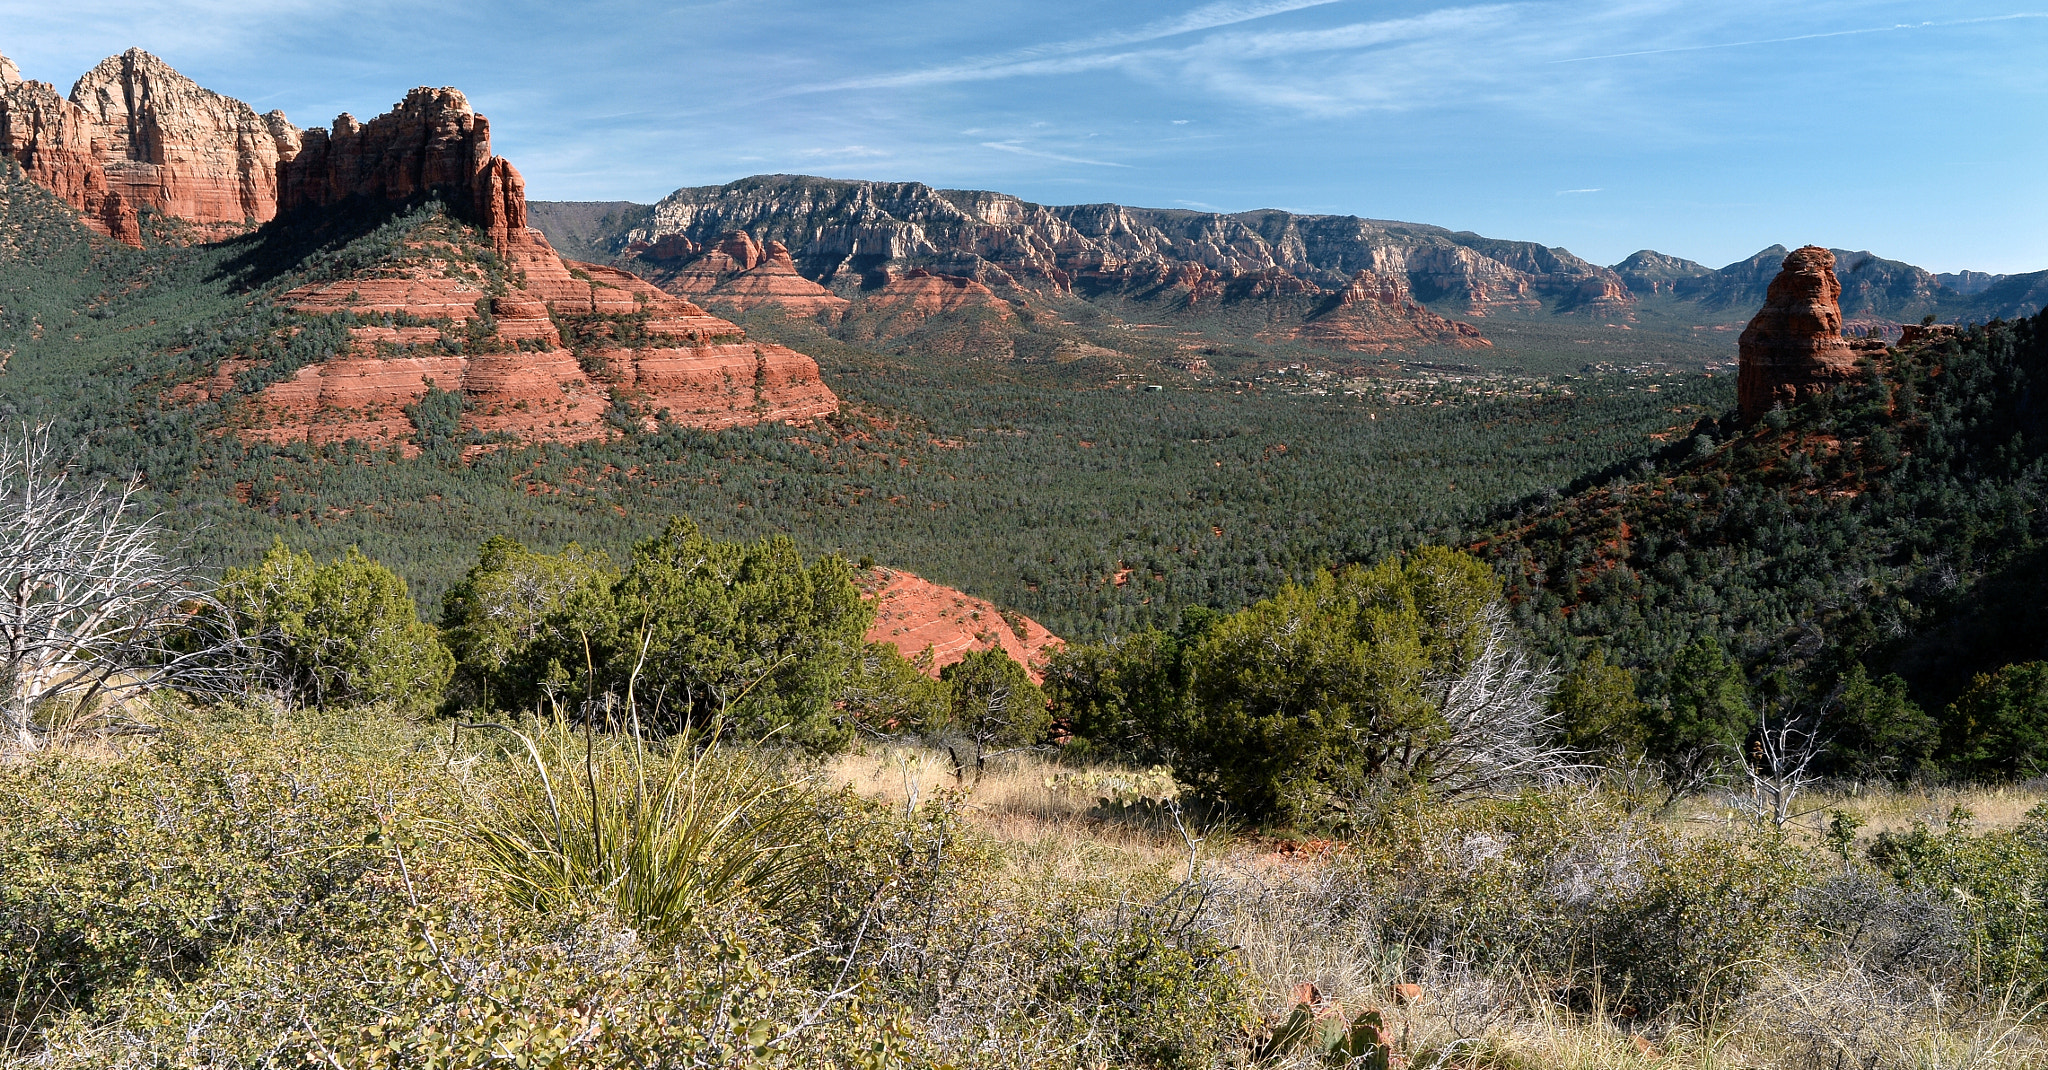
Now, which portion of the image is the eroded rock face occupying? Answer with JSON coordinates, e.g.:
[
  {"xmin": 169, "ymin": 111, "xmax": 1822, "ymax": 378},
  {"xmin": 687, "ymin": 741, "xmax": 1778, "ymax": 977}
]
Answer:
[
  {"xmin": 859, "ymin": 568, "xmax": 1062, "ymax": 682},
  {"xmin": 1273, "ymin": 270, "xmax": 1489, "ymax": 353},
  {"xmin": 280, "ymin": 87, "xmax": 525, "ymax": 252},
  {"xmin": 1737, "ymin": 246, "xmax": 1881, "ymax": 421},
  {"xmin": 614, "ymin": 175, "xmax": 1635, "ymax": 319},
  {"xmin": 227, "ymin": 222, "xmax": 837, "ymax": 454},
  {"xmin": 0, "ymin": 48, "xmax": 300, "ymax": 243},
  {"xmin": 638, "ymin": 230, "xmax": 850, "ymax": 319}
]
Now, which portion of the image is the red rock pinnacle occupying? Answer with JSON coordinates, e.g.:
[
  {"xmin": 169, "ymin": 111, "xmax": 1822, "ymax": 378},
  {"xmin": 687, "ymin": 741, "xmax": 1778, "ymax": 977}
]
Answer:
[{"xmin": 1737, "ymin": 246, "xmax": 1878, "ymax": 422}]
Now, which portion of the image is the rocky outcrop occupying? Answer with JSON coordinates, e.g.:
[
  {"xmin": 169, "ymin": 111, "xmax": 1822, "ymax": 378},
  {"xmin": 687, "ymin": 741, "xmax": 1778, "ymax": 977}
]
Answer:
[
  {"xmin": 1274, "ymin": 270, "xmax": 1488, "ymax": 353},
  {"xmin": 147, "ymin": 87, "xmax": 840, "ymax": 454},
  {"xmin": 859, "ymin": 568, "xmax": 1062, "ymax": 682},
  {"xmin": 0, "ymin": 48, "xmax": 299, "ymax": 243},
  {"xmin": 237, "ymin": 222, "xmax": 838, "ymax": 452},
  {"xmin": 1737, "ymin": 247, "xmax": 1883, "ymax": 421},
  {"xmin": 634, "ymin": 230, "xmax": 849, "ymax": 318},
  {"xmin": 279, "ymin": 87, "xmax": 524, "ymax": 252},
  {"xmin": 1613, "ymin": 249, "xmax": 1713, "ymax": 296}
]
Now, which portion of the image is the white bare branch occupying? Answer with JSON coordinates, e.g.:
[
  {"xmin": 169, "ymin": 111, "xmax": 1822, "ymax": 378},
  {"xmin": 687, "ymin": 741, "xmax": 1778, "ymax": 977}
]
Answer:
[
  {"xmin": 1358, "ymin": 602, "xmax": 1577, "ymax": 796},
  {"xmin": 1736, "ymin": 703, "xmax": 1828, "ymax": 829},
  {"xmin": 0, "ymin": 423, "xmax": 239, "ymax": 747}
]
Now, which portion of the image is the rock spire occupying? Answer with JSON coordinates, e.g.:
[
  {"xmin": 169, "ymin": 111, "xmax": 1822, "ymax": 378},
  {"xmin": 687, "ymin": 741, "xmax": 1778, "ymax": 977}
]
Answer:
[
  {"xmin": 278, "ymin": 87, "xmax": 525, "ymax": 252},
  {"xmin": 1737, "ymin": 246, "xmax": 1881, "ymax": 422}
]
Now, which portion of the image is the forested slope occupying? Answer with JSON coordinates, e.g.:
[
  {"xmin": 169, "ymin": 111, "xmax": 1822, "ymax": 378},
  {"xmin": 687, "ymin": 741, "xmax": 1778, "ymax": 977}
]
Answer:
[
  {"xmin": 1482, "ymin": 308, "xmax": 2048, "ymax": 728},
  {"xmin": 0, "ymin": 159, "xmax": 1722, "ymax": 639}
]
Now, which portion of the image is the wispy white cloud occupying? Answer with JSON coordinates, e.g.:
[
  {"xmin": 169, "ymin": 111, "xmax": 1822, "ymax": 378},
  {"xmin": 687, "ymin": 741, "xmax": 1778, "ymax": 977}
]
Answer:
[
  {"xmin": 791, "ymin": 0, "xmax": 1346, "ymax": 92},
  {"xmin": 981, "ymin": 140, "xmax": 1132, "ymax": 167},
  {"xmin": 1555, "ymin": 11, "xmax": 2048, "ymax": 62},
  {"xmin": 1558, "ymin": 188, "xmax": 1604, "ymax": 195},
  {"xmin": 800, "ymin": 145, "xmax": 891, "ymax": 159}
]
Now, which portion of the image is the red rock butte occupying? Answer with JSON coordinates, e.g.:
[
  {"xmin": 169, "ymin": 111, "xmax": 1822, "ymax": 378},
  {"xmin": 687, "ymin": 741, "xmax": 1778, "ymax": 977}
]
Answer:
[
  {"xmin": 1737, "ymin": 246, "xmax": 1883, "ymax": 422},
  {"xmin": 1, "ymin": 50, "xmax": 842, "ymax": 454},
  {"xmin": 859, "ymin": 568, "xmax": 1063, "ymax": 683},
  {"xmin": 0, "ymin": 48, "xmax": 300, "ymax": 243},
  {"xmin": 635, "ymin": 230, "xmax": 850, "ymax": 319}
]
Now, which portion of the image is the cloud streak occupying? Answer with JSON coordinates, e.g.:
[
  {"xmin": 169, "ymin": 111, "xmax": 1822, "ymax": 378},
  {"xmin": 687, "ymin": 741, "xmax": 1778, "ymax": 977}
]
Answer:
[
  {"xmin": 791, "ymin": 0, "xmax": 1347, "ymax": 92},
  {"xmin": 980, "ymin": 141, "xmax": 1132, "ymax": 167},
  {"xmin": 1554, "ymin": 11, "xmax": 2048, "ymax": 63}
]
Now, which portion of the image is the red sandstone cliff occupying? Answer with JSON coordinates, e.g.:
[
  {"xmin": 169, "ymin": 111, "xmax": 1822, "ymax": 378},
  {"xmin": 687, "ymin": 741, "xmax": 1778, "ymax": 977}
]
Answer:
[
  {"xmin": 280, "ymin": 87, "xmax": 524, "ymax": 253},
  {"xmin": 636, "ymin": 230, "xmax": 850, "ymax": 319},
  {"xmin": 0, "ymin": 48, "xmax": 299, "ymax": 243},
  {"xmin": 1271, "ymin": 270, "xmax": 1489, "ymax": 353},
  {"xmin": 860, "ymin": 568, "xmax": 1062, "ymax": 682},
  {"xmin": 131, "ymin": 84, "xmax": 841, "ymax": 453},
  {"xmin": 1737, "ymin": 246, "xmax": 1883, "ymax": 421}
]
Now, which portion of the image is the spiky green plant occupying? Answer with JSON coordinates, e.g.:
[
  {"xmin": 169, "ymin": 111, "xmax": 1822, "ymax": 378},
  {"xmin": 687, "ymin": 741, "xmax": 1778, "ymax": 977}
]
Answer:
[{"xmin": 454, "ymin": 716, "xmax": 815, "ymax": 938}]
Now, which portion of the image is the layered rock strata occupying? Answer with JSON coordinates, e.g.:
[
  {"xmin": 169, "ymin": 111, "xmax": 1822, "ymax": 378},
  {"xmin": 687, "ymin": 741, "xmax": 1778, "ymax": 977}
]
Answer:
[
  {"xmin": 1274, "ymin": 270, "xmax": 1488, "ymax": 353},
  {"xmin": 860, "ymin": 568, "xmax": 1062, "ymax": 682},
  {"xmin": 607, "ymin": 175, "xmax": 1634, "ymax": 320},
  {"xmin": 636, "ymin": 230, "xmax": 849, "ymax": 318},
  {"xmin": 0, "ymin": 48, "xmax": 300, "ymax": 243},
  {"xmin": 144, "ymin": 85, "xmax": 840, "ymax": 452},
  {"xmin": 1737, "ymin": 246, "xmax": 1883, "ymax": 421},
  {"xmin": 280, "ymin": 87, "xmax": 524, "ymax": 253},
  {"xmin": 219, "ymin": 225, "xmax": 837, "ymax": 452}
]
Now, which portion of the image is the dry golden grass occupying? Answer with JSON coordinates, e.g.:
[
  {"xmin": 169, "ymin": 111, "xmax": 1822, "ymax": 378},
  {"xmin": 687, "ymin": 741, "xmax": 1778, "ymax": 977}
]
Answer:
[
  {"xmin": 818, "ymin": 744, "xmax": 1198, "ymax": 877},
  {"xmin": 816, "ymin": 750, "xmax": 2048, "ymax": 1069}
]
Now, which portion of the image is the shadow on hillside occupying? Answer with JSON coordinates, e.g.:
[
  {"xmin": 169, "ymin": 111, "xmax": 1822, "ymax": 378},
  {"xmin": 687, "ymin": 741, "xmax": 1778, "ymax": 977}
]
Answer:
[{"xmin": 205, "ymin": 195, "xmax": 452, "ymax": 293}]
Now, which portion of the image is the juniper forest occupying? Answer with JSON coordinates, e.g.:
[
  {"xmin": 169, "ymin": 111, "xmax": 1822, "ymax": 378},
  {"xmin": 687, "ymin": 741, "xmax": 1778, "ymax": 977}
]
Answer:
[{"xmin": 4, "ymin": 33, "xmax": 2048, "ymax": 1070}]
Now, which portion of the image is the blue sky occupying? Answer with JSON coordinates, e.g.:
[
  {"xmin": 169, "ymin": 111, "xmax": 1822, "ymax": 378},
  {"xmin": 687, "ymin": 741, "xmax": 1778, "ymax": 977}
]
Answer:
[{"xmin": 3, "ymin": 1, "xmax": 2044, "ymax": 273}]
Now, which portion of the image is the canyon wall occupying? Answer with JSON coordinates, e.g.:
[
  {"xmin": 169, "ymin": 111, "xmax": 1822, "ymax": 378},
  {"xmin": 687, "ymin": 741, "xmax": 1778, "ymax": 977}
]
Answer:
[
  {"xmin": 0, "ymin": 48, "xmax": 299, "ymax": 243},
  {"xmin": 608, "ymin": 175, "xmax": 1629, "ymax": 319}
]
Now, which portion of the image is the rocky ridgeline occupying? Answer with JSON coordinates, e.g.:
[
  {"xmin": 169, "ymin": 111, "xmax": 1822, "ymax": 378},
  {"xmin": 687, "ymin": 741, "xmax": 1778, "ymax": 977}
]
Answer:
[{"xmin": 611, "ymin": 176, "xmax": 1633, "ymax": 327}]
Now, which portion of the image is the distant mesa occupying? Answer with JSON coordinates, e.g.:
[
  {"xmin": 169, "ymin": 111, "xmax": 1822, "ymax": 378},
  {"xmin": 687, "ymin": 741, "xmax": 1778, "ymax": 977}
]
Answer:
[
  {"xmin": 1737, "ymin": 246, "xmax": 1885, "ymax": 422},
  {"xmin": 1273, "ymin": 269, "xmax": 1489, "ymax": 353}
]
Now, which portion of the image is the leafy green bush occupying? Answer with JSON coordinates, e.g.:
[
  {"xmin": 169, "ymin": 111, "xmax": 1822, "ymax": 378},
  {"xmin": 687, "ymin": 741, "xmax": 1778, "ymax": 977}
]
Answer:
[
  {"xmin": 1029, "ymin": 905, "xmax": 1259, "ymax": 1070},
  {"xmin": 439, "ymin": 535, "xmax": 619, "ymax": 713},
  {"xmin": 1825, "ymin": 664, "xmax": 1937, "ymax": 782},
  {"xmin": 611, "ymin": 518, "xmax": 872, "ymax": 749},
  {"xmin": 937, "ymin": 647, "xmax": 1048, "ymax": 771},
  {"xmin": 220, "ymin": 540, "xmax": 454, "ymax": 709},
  {"xmin": 1942, "ymin": 662, "xmax": 2048, "ymax": 780},
  {"xmin": 1644, "ymin": 638, "xmax": 1750, "ymax": 794},
  {"xmin": 1176, "ymin": 547, "xmax": 1532, "ymax": 822},
  {"xmin": 0, "ymin": 703, "xmax": 450, "ymax": 1056},
  {"xmin": 841, "ymin": 641, "xmax": 951, "ymax": 735},
  {"xmin": 1353, "ymin": 790, "xmax": 1814, "ymax": 1017},
  {"xmin": 1867, "ymin": 805, "xmax": 2048, "ymax": 997},
  {"xmin": 1548, "ymin": 649, "xmax": 1646, "ymax": 764}
]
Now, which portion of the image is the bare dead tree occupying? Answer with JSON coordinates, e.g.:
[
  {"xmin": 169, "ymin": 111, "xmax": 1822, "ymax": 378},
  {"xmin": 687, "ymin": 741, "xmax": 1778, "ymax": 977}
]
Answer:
[
  {"xmin": 1738, "ymin": 703, "xmax": 1828, "ymax": 829},
  {"xmin": 0, "ymin": 424, "xmax": 238, "ymax": 748},
  {"xmin": 1370, "ymin": 602, "xmax": 1578, "ymax": 796}
]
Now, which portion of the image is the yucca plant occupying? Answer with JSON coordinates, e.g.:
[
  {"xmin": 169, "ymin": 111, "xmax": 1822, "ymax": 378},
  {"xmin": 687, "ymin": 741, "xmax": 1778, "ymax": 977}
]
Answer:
[{"xmin": 453, "ymin": 714, "xmax": 815, "ymax": 938}]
